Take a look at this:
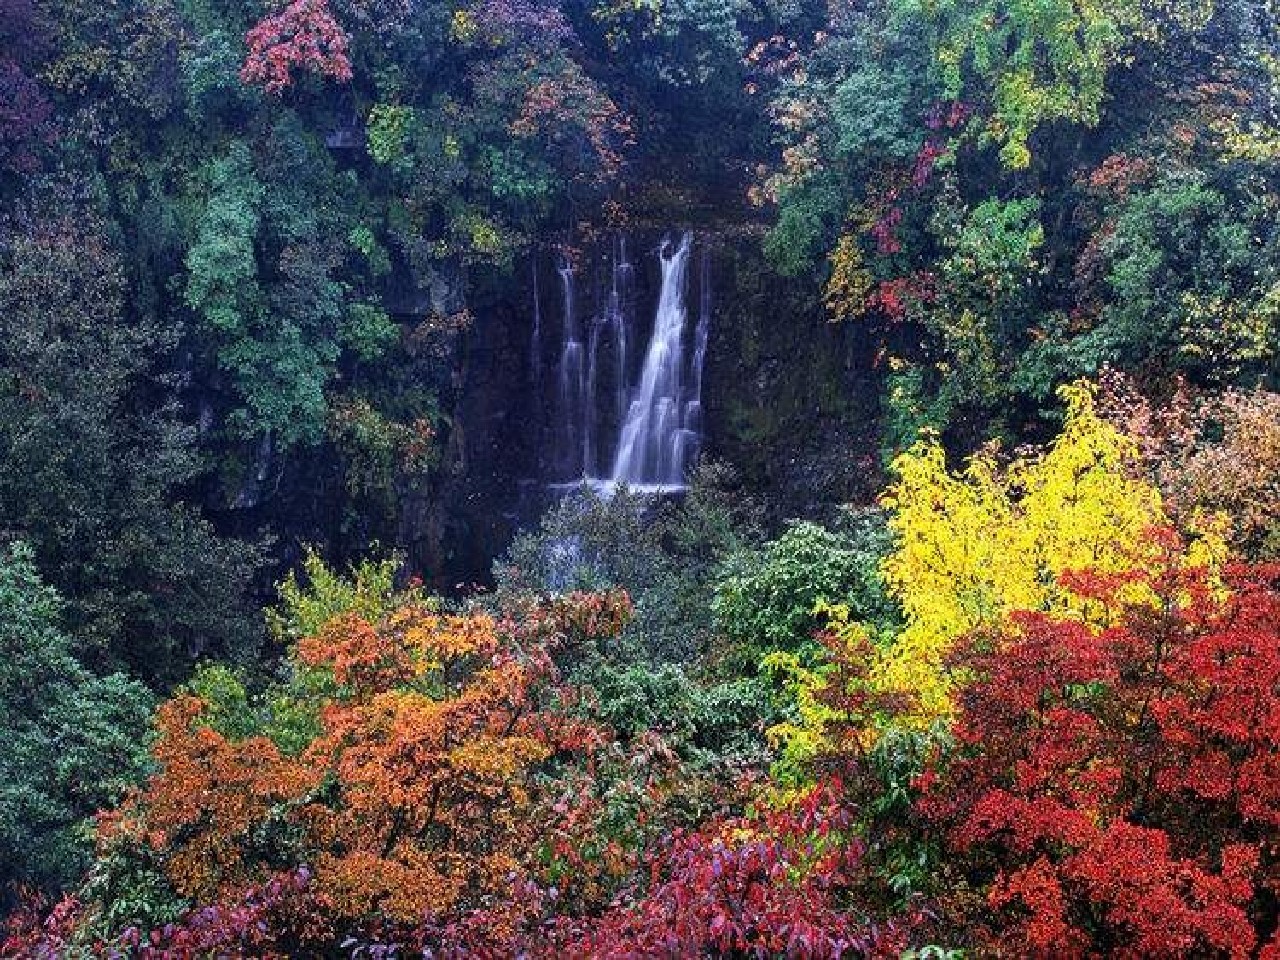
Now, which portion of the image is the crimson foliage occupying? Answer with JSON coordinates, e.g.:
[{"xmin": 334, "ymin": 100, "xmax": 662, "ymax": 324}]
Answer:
[
  {"xmin": 549, "ymin": 782, "xmax": 911, "ymax": 958},
  {"xmin": 920, "ymin": 542, "xmax": 1280, "ymax": 957},
  {"xmin": 116, "ymin": 869, "xmax": 314, "ymax": 958},
  {"xmin": 240, "ymin": 0, "xmax": 353, "ymax": 95}
]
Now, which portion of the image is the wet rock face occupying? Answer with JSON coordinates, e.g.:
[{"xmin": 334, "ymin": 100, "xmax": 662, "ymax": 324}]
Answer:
[{"xmin": 697, "ymin": 236, "xmax": 884, "ymax": 523}]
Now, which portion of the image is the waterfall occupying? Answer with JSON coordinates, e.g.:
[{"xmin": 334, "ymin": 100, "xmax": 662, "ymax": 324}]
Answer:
[
  {"xmin": 610, "ymin": 231, "xmax": 698, "ymax": 489},
  {"xmin": 530, "ymin": 261, "xmax": 542, "ymax": 386},
  {"xmin": 586, "ymin": 319, "xmax": 600, "ymax": 475},
  {"xmin": 556, "ymin": 257, "xmax": 586, "ymax": 477},
  {"xmin": 684, "ymin": 245, "xmax": 711, "ymax": 448},
  {"xmin": 539, "ymin": 231, "xmax": 708, "ymax": 492}
]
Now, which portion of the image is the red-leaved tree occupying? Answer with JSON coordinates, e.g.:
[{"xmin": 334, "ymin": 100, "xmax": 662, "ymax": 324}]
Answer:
[
  {"xmin": 240, "ymin": 0, "xmax": 353, "ymax": 96},
  {"xmin": 920, "ymin": 540, "xmax": 1280, "ymax": 957}
]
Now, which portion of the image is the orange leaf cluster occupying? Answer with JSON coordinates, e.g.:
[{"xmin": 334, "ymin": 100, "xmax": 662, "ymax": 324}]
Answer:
[
  {"xmin": 102, "ymin": 696, "xmax": 318, "ymax": 905},
  {"xmin": 106, "ymin": 595, "xmax": 629, "ymax": 944}
]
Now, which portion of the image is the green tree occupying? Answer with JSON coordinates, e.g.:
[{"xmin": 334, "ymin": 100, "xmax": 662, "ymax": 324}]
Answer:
[
  {"xmin": 897, "ymin": 0, "xmax": 1213, "ymax": 167},
  {"xmin": 0, "ymin": 198, "xmax": 262, "ymax": 682},
  {"xmin": 0, "ymin": 542, "xmax": 153, "ymax": 895},
  {"xmin": 713, "ymin": 513, "xmax": 896, "ymax": 663},
  {"xmin": 185, "ymin": 139, "xmax": 343, "ymax": 446}
]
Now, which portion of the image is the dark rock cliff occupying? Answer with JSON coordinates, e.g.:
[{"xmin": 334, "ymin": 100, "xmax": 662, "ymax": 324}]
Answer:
[{"xmin": 414, "ymin": 226, "xmax": 885, "ymax": 588}]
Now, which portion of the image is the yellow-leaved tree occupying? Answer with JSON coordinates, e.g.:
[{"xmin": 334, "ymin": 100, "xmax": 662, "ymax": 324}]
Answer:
[{"xmin": 873, "ymin": 381, "xmax": 1224, "ymax": 722}]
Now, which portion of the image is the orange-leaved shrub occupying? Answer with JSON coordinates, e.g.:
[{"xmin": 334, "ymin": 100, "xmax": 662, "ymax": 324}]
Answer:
[{"xmin": 96, "ymin": 589, "xmax": 632, "ymax": 952}]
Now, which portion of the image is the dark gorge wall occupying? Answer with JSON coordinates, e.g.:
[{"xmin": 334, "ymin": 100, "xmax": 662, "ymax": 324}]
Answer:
[
  {"xmin": 702, "ymin": 229, "xmax": 884, "ymax": 522},
  {"xmin": 418, "ymin": 225, "xmax": 884, "ymax": 587}
]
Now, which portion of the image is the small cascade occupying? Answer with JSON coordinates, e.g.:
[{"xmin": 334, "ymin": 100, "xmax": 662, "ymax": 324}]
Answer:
[
  {"xmin": 529, "ymin": 261, "xmax": 542, "ymax": 386},
  {"xmin": 682, "ymin": 245, "xmax": 712, "ymax": 459},
  {"xmin": 555, "ymin": 258, "xmax": 586, "ymax": 477},
  {"xmin": 536, "ymin": 231, "xmax": 709, "ymax": 493},
  {"xmin": 610, "ymin": 231, "xmax": 698, "ymax": 488},
  {"xmin": 586, "ymin": 319, "xmax": 601, "ymax": 475}
]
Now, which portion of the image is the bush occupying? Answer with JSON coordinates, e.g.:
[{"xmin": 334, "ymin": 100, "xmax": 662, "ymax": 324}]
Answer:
[
  {"xmin": 919, "ymin": 548, "xmax": 1280, "ymax": 956},
  {"xmin": 712, "ymin": 511, "xmax": 895, "ymax": 663}
]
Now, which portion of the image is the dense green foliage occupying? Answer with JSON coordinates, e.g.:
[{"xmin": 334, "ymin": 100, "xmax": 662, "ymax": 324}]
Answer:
[
  {"xmin": 760, "ymin": 0, "xmax": 1279, "ymax": 435},
  {"xmin": 714, "ymin": 514, "xmax": 895, "ymax": 660},
  {"xmin": 0, "ymin": 198, "xmax": 262, "ymax": 681},
  {"xmin": 0, "ymin": 544, "xmax": 152, "ymax": 896}
]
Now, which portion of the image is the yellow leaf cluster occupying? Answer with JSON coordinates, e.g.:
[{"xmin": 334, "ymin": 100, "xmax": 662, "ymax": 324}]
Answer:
[
  {"xmin": 762, "ymin": 602, "xmax": 874, "ymax": 788},
  {"xmin": 824, "ymin": 234, "xmax": 874, "ymax": 322},
  {"xmin": 873, "ymin": 381, "xmax": 1221, "ymax": 722}
]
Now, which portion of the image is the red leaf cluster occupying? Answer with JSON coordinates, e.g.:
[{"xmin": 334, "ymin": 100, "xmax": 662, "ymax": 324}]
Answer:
[
  {"xmin": 117, "ymin": 868, "xmax": 315, "ymax": 958},
  {"xmin": 240, "ymin": 0, "xmax": 353, "ymax": 96},
  {"xmin": 509, "ymin": 68, "xmax": 632, "ymax": 181},
  {"xmin": 548, "ymin": 782, "xmax": 910, "ymax": 958},
  {"xmin": 0, "ymin": 891, "xmax": 80, "ymax": 959},
  {"xmin": 924, "ymin": 100, "xmax": 972, "ymax": 131},
  {"xmin": 911, "ymin": 140, "xmax": 945, "ymax": 188},
  {"xmin": 870, "ymin": 205, "xmax": 904, "ymax": 256},
  {"xmin": 1083, "ymin": 152, "xmax": 1157, "ymax": 200},
  {"xmin": 920, "ymin": 553, "xmax": 1280, "ymax": 957},
  {"xmin": 869, "ymin": 271, "xmax": 936, "ymax": 321}
]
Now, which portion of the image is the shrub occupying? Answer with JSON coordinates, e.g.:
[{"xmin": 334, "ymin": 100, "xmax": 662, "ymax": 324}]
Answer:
[{"xmin": 919, "ymin": 546, "xmax": 1280, "ymax": 956}]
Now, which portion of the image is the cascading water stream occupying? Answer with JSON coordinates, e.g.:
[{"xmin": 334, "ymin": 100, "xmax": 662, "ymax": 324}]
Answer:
[
  {"xmin": 529, "ymin": 261, "xmax": 542, "ymax": 387},
  {"xmin": 672, "ymin": 244, "xmax": 711, "ymax": 473},
  {"xmin": 609, "ymin": 231, "xmax": 696, "ymax": 488},
  {"xmin": 556, "ymin": 258, "xmax": 586, "ymax": 477},
  {"xmin": 586, "ymin": 319, "xmax": 601, "ymax": 475},
  {"xmin": 538, "ymin": 231, "xmax": 708, "ymax": 493}
]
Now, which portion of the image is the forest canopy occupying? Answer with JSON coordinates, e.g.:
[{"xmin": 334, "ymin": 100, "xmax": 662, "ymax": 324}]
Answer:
[{"xmin": 2, "ymin": 0, "xmax": 1280, "ymax": 955}]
